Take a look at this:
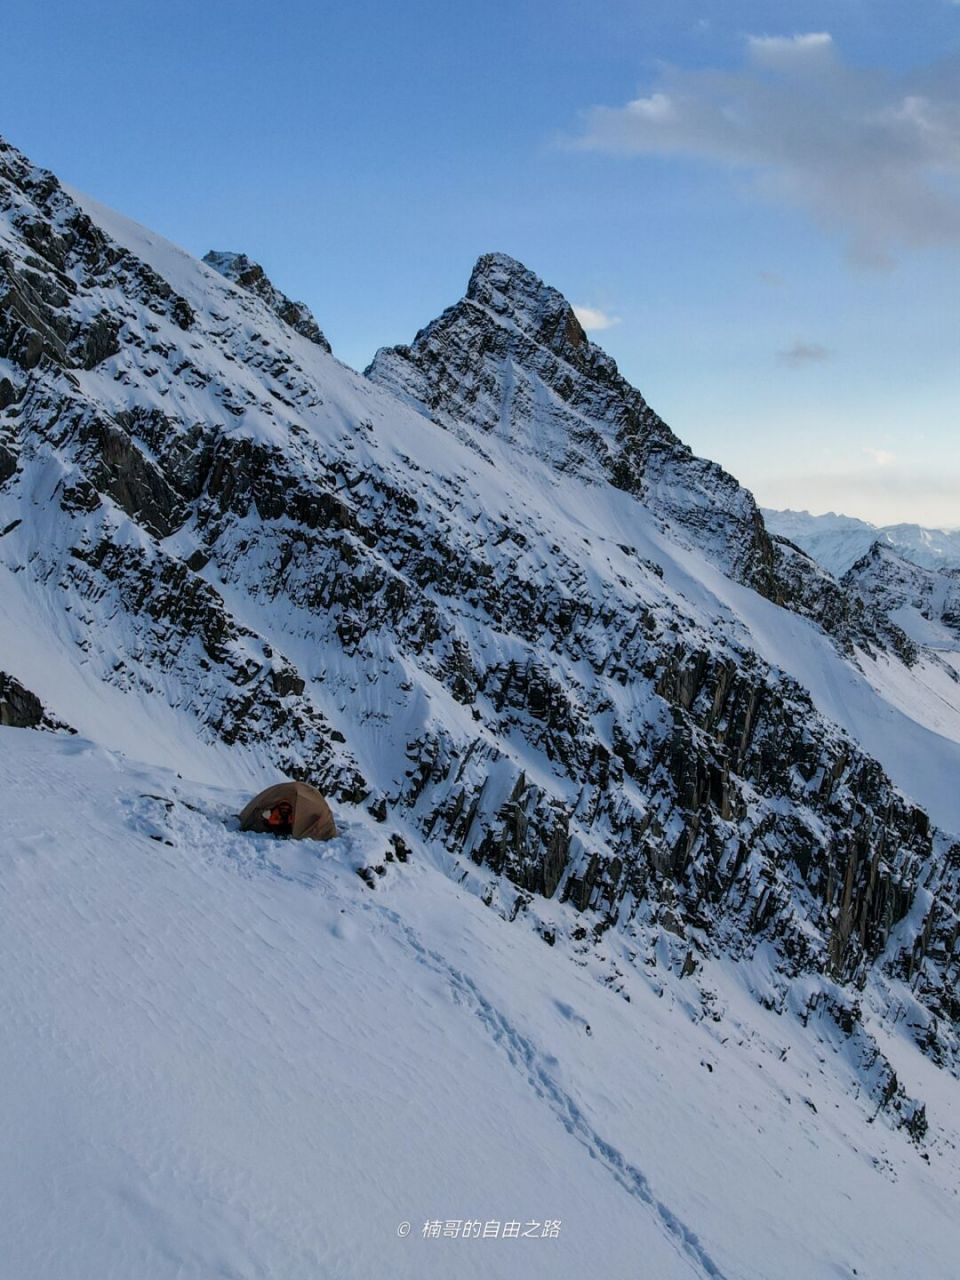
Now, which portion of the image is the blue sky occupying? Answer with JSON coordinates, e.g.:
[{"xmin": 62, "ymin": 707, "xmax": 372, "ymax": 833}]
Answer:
[{"xmin": 3, "ymin": 0, "xmax": 958, "ymax": 525}]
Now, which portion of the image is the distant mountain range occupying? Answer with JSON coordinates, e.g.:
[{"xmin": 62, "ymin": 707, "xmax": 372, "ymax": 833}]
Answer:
[{"xmin": 763, "ymin": 507, "xmax": 960, "ymax": 578}]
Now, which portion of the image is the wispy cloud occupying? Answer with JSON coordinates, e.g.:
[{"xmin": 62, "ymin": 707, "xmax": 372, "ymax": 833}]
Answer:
[
  {"xmin": 778, "ymin": 340, "xmax": 832, "ymax": 366},
  {"xmin": 573, "ymin": 304, "xmax": 621, "ymax": 331},
  {"xmin": 862, "ymin": 446, "xmax": 896, "ymax": 467},
  {"xmin": 748, "ymin": 32, "xmax": 834, "ymax": 65},
  {"xmin": 570, "ymin": 35, "xmax": 960, "ymax": 264}
]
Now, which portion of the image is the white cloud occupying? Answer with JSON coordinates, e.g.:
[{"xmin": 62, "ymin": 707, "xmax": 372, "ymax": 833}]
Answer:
[
  {"xmin": 624, "ymin": 92, "xmax": 676, "ymax": 122},
  {"xmin": 863, "ymin": 446, "xmax": 896, "ymax": 467},
  {"xmin": 573, "ymin": 305, "xmax": 621, "ymax": 331},
  {"xmin": 778, "ymin": 340, "xmax": 831, "ymax": 365},
  {"xmin": 570, "ymin": 36, "xmax": 960, "ymax": 263},
  {"xmin": 747, "ymin": 32, "xmax": 834, "ymax": 67}
]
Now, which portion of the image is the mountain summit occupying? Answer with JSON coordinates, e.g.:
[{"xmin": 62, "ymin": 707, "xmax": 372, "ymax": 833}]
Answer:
[
  {"xmin": 368, "ymin": 252, "xmax": 777, "ymax": 589},
  {"xmin": 368, "ymin": 254, "xmax": 916, "ymax": 661},
  {"xmin": 465, "ymin": 251, "xmax": 592, "ymax": 355}
]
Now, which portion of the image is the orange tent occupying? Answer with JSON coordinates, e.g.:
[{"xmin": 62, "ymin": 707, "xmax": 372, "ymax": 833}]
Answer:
[{"xmin": 239, "ymin": 780, "xmax": 337, "ymax": 841}]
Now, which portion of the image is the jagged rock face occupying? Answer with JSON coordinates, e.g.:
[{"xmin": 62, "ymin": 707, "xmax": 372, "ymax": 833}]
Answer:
[
  {"xmin": 0, "ymin": 138, "xmax": 363, "ymax": 799},
  {"xmin": 203, "ymin": 250, "xmax": 331, "ymax": 352},
  {"xmin": 368, "ymin": 253, "xmax": 779, "ymax": 592},
  {"xmin": 2, "ymin": 137, "xmax": 960, "ymax": 1117},
  {"xmin": 767, "ymin": 534, "xmax": 918, "ymax": 664},
  {"xmin": 0, "ymin": 671, "xmax": 71, "ymax": 731},
  {"xmin": 366, "ymin": 254, "xmax": 911, "ymax": 659},
  {"xmin": 844, "ymin": 542, "xmax": 960, "ymax": 651}
]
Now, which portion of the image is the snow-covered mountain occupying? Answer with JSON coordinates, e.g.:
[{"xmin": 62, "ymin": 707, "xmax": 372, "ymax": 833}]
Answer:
[
  {"xmin": 843, "ymin": 542, "xmax": 960, "ymax": 661},
  {"xmin": 763, "ymin": 507, "xmax": 960, "ymax": 579},
  {"xmin": 764, "ymin": 508, "xmax": 960, "ymax": 687},
  {"xmin": 366, "ymin": 255, "xmax": 902, "ymax": 656},
  {"xmin": 3, "ymin": 135, "xmax": 960, "ymax": 1277}
]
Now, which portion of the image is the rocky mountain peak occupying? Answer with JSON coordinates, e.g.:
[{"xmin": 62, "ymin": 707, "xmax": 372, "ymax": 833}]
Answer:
[
  {"xmin": 367, "ymin": 255, "xmax": 923, "ymax": 656},
  {"xmin": 465, "ymin": 251, "xmax": 588, "ymax": 356},
  {"xmin": 203, "ymin": 249, "xmax": 331, "ymax": 352},
  {"xmin": 366, "ymin": 248, "xmax": 660, "ymax": 467}
]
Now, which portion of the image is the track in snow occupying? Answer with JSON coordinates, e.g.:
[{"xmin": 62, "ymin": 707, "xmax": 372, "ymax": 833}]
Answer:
[{"xmin": 377, "ymin": 904, "xmax": 727, "ymax": 1280}]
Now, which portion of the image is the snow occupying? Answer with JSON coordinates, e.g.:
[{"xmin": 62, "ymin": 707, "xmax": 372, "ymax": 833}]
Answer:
[
  {"xmin": 566, "ymin": 482, "xmax": 960, "ymax": 833},
  {"xmin": 889, "ymin": 602, "xmax": 960, "ymax": 652},
  {"xmin": 853, "ymin": 647, "xmax": 960, "ymax": 746},
  {"xmin": 3, "ymin": 726, "xmax": 960, "ymax": 1280}
]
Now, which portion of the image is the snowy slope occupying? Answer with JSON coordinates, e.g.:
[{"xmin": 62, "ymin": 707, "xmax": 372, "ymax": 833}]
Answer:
[
  {"xmin": 3, "ymin": 727, "xmax": 960, "ymax": 1280},
  {"xmin": 758, "ymin": 519, "xmax": 960, "ymax": 746},
  {"xmin": 837, "ymin": 544, "xmax": 960, "ymax": 748},
  {"xmin": 1, "ymin": 134, "xmax": 959, "ymax": 1007},
  {"xmin": 202, "ymin": 249, "xmax": 331, "ymax": 352},
  {"xmin": 0, "ymin": 150, "xmax": 944, "ymax": 823}
]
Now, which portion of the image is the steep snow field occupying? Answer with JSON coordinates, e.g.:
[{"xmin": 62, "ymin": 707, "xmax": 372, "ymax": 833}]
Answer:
[
  {"xmin": 2, "ymin": 726, "xmax": 960, "ymax": 1280},
  {"xmin": 577, "ymin": 482, "xmax": 960, "ymax": 830}
]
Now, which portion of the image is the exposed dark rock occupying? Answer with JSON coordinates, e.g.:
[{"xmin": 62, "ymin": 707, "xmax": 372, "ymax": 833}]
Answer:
[
  {"xmin": 0, "ymin": 671, "xmax": 45, "ymax": 727},
  {"xmin": 0, "ymin": 375, "xmax": 20, "ymax": 408},
  {"xmin": 78, "ymin": 310, "xmax": 121, "ymax": 369},
  {"xmin": 0, "ymin": 671, "xmax": 72, "ymax": 732},
  {"xmin": 204, "ymin": 250, "xmax": 331, "ymax": 352},
  {"xmin": 85, "ymin": 410, "xmax": 187, "ymax": 537}
]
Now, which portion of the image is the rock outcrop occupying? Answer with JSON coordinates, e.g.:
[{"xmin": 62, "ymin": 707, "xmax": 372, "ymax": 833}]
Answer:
[
  {"xmin": 367, "ymin": 253, "xmax": 913, "ymax": 660},
  {"xmin": 203, "ymin": 250, "xmax": 331, "ymax": 351},
  {"xmin": 844, "ymin": 542, "xmax": 960, "ymax": 650},
  {"xmin": 0, "ymin": 671, "xmax": 72, "ymax": 731}
]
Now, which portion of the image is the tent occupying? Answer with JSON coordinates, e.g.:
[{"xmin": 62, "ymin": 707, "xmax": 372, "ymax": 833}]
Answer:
[{"xmin": 239, "ymin": 780, "xmax": 337, "ymax": 841}]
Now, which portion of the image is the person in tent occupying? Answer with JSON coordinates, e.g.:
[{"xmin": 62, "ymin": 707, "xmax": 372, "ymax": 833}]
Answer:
[
  {"xmin": 240, "ymin": 781, "xmax": 336, "ymax": 842},
  {"xmin": 264, "ymin": 799, "xmax": 294, "ymax": 838}
]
